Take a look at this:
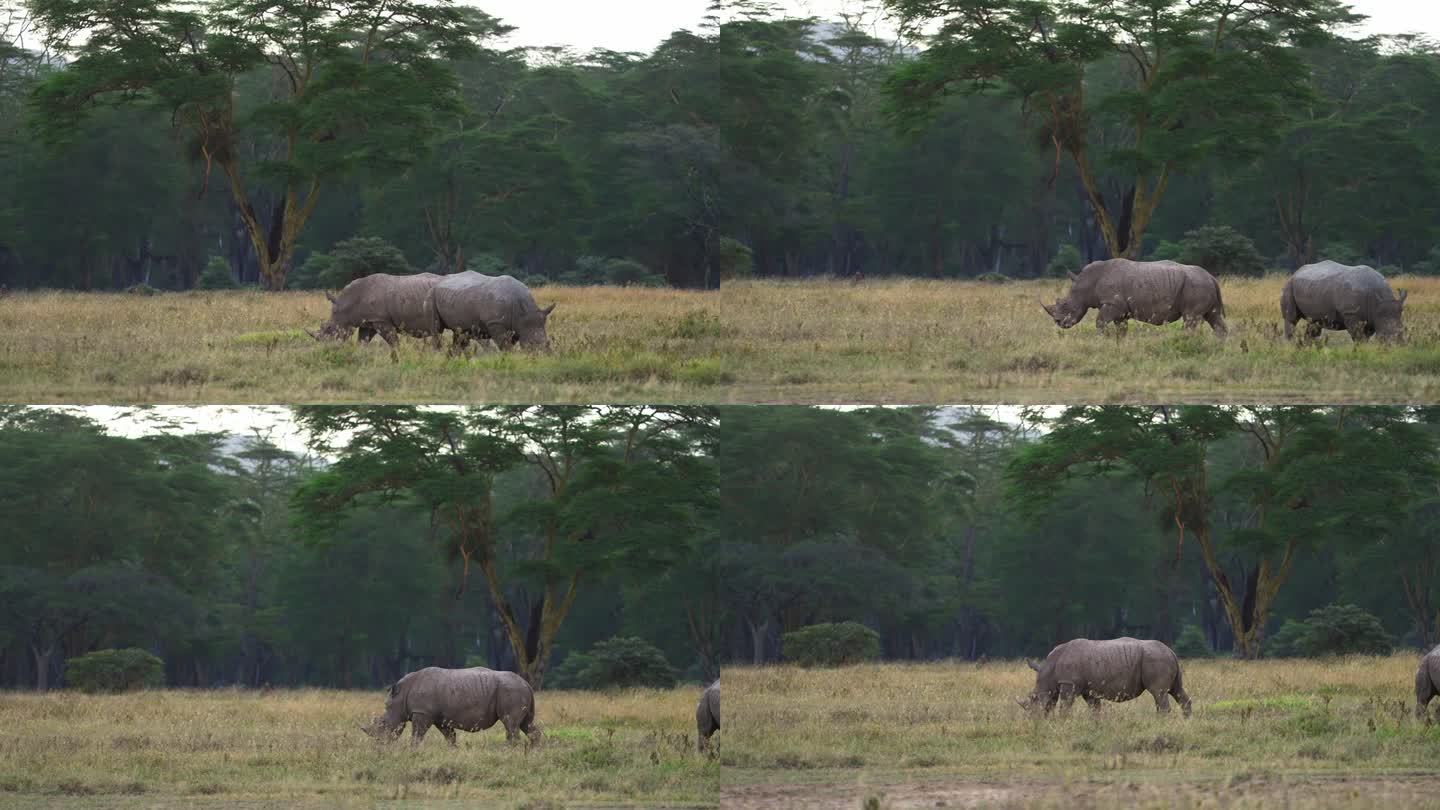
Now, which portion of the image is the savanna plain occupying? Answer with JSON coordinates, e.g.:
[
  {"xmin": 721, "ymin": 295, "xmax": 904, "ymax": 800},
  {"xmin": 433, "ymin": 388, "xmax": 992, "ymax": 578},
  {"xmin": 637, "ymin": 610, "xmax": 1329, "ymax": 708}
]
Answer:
[
  {"xmin": 725, "ymin": 657, "xmax": 1440, "ymax": 809},
  {"xmin": 0, "ymin": 686, "xmax": 716, "ymax": 808},
  {"xmin": 0, "ymin": 287, "xmax": 731, "ymax": 403},
  {"xmin": 11, "ymin": 276, "xmax": 1440, "ymax": 403}
]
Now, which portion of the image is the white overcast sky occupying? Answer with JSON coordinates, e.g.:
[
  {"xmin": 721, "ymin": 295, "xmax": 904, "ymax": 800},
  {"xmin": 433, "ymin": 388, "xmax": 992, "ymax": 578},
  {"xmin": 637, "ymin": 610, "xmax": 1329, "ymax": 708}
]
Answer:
[
  {"xmin": 475, "ymin": 0, "xmax": 713, "ymax": 52},
  {"xmin": 771, "ymin": 0, "xmax": 1440, "ymax": 39}
]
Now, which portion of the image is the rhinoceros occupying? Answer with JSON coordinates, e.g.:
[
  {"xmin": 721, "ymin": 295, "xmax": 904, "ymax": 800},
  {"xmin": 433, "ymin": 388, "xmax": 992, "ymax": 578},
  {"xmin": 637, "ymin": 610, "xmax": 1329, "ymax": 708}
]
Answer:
[
  {"xmin": 425, "ymin": 271, "xmax": 555, "ymax": 353},
  {"xmin": 307, "ymin": 273, "xmax": 443, "ymax": 358},
  {"xmin": 1016, "ymin": 637, "xmax": 1192, "ymax": 718},
  {"xmin": 1041, "ymin": 259, "xmax": 1227, "ymax": 337},
  {"xmin": 696, "ymin": 681, "xmax": 719, "ymax": 753},
  {"xmin": 1281, "ymin": 260, "xmax": 1407, "ymax": 342},
  {"xmin": 359, "ymin": 666, "xmax": 541, "ymax": 747},
  {"xmin": 1417, "ymin": 646, "xmax": 1440, "ymax": 721}
]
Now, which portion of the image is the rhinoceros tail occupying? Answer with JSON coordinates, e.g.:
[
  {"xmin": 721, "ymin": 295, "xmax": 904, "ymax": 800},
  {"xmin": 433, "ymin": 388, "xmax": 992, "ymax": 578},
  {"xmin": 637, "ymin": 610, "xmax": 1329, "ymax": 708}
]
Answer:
[{"xmin": 1212, "ymin": 278, "xmax": 1225, "ymax": 316}]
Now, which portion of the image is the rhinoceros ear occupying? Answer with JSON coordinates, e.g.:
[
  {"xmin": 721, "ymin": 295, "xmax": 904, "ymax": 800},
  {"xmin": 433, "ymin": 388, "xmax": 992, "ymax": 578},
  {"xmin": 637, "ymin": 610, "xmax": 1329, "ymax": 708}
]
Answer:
[
  {"xmin": 1398, "ymin": 289, "xmax": 1408, "ymax": 305},
  {"xmin": 1067, "ymin": 270, "xmax": 1080, "ymax": 282},
  {"xmin": 325, "ymin": 291, "xmax": 337, "ymax": 304},
  {"xmin": 541, "ymin": 303, "xmax": 556, "ymax": 317},
  {"xmin": 388, "ymin": 682, "xmax": 399, "ymax": 696},
  {"xmin": 1026, "ymin": 658, "xmax": 1041, "ymax": 672}
]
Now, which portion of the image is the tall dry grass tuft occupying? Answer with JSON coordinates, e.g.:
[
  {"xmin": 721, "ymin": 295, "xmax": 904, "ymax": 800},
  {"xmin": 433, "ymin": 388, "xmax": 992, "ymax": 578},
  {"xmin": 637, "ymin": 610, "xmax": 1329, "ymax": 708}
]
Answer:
[{"xmin": 0, "ymin": 685, "xmax": 717, "ymax": 806}]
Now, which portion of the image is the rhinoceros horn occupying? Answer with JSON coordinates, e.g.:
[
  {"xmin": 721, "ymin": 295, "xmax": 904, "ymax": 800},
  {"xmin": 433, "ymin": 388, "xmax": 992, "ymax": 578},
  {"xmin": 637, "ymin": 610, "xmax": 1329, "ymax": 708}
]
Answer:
[
  {"xmin": 325, "ymin": 291, "xmax": 337, "ymax": 303},
  {"xmin": 1026, "ymin": 658, "xmax": 1041, "ymax": 672},
  {"xmin": 1014, "ymin": 697, "xmax": 1029, "ymax": 709},
  {"xmin": 1039, "ymin": 299, "xmax": 1055, "ymax": 316},
  {"xmin": 304, "ymin": 328, "xmax": 319, "ymax": 341}
]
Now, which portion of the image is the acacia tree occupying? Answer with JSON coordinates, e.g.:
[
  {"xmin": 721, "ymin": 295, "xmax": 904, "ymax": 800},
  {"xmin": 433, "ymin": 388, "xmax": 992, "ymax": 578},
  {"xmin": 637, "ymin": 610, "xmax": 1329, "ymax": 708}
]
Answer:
[
  {"xmin": 27, "ymin": 0, "xmax": 505, "ymax": 288},
  {"xmin": 1008, "ymin": 406, "xmax": 1433, "ymax": 658},
  {"xmin": 292, "ymin": 406, "xmax": 716, "ymax": 687},
  {"xmin": 883, "ymin": 0, "xmax": 1356, "ymax": 258}
]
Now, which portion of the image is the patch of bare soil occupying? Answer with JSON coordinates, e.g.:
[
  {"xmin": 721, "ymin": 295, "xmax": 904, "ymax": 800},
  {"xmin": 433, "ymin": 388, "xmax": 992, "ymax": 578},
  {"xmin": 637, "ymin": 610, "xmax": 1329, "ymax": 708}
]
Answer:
[{"xmin": 720, "ymin": 774, "xmax": 1440, "ymax": 809}]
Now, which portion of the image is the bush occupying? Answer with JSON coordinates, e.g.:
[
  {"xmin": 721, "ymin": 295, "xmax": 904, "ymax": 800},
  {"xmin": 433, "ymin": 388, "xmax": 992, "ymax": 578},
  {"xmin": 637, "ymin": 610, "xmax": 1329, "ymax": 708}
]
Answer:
[
  {"xmin": 288, "ymin": 253, "xmax": 332, "ymax": 290},
  {"xmin": 1044, "ymin": 244, "xmax": 1083, "ymax": 278},
  {"xmin": 197, "ymin": 257, "xmax": 238, "ymax": 290},
  {"xmin": 1316, "ymin": 241, "xmax": 1365, "ymax": 266},
  {"xmin": 318, "ymin": 237, "xmax": 414, "ymax": 287},
  {"xmin": 1177, "ymin": 225, "xmax": 1266, "ymax": 277},
  {"xmin": 782, "ymin": 622, "xmax": 881, "ymax": 668},
  {"xmin": 718, "ymin": 236, "xmax": 754, "ymax": 280},
  {"xmin": 123, "ymin": 283, "xmax": 161, "ymax": 296},
  {"xmin": 1148, "ymin": 240, "xmax": 1182, "ymax": 262},
  {"xmin": 66, "ymin": 648, "xmax": 164, "ymax": 693},
  {"xmin": 975, "ymin": 271, "xmax": 1012, "ymax": 284},
  {"xmin": 1172, "ymin": 625, "xmax": 1212, "ymax": 658},
  {"xmin": 606, "ymin": 259, "xmax": 666, "ymax": 287},
  {"xmin": 1378, "ymin": 265, "xmax": 1401, "ymax": 277},
  {"xmin": 550, "ymin": 636, "xmax": 676, "ymax": 690},
  {"xmin": 1266, "ymin": 604, "xmax": 1391, "ymax": 658},
  {"xmin": 1412, "ymin": 247, "xmax": 1440, "ymax": 276}
]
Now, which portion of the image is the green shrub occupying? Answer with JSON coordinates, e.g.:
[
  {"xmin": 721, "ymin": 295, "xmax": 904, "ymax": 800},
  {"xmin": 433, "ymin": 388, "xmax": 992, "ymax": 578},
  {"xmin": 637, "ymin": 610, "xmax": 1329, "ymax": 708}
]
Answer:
[
  {"xmin": 1266, "ymin": 604, "xmax": 1391, "ymax": 658},
  {"xmin": 550, "ymin": 636, "xmax": 676, "ymax": 690},
  {"xmin": 66, "ymin": 648, "xmax": 164, "ymax": 693},
  {"xmin": 318, "ymin": 237, "xmax": 414, "ymax": 287},
  {"xmin": 782, "ymin": 622, "xmax": 881, "ymax": 668},
  {"xmin": 605, "ymin": 259, "xmax": 666, "ymax": 287},
  {"xmin": 976, "ymin": 271, "xmax": 1012, "ymax": 284},
  {"xmin": 1177, "ymin": 225, "xmax": 1266, "ymax": 277},
  {"xmin": 1044, "ymin": 244, "xmax": 1083, "ymax": 278},
  {"xmin": 197, "ymin": 257, "xmax": 238, "ymax": 290},
  {"xmin": 1317, "ymin": 241, "xmax": 1366, "ymax": 266},
  {"xmin": 1172, "ymin": 625, "xmax": 1212, "ymax": 658},
  {"xmin": 719, "ymin": 236, "xmax": 754, "ymax": 280},
  {"xmin": 1148, "ymin": 240, "xmax": 1182, "ymax": 262},
  {"xmin": 288, "ymin": 253, "xmax": 332, "ymax": 290},
  {"xmin": 1377, "ymin": 265, "xmax": 1401, "ymax": 277},
  {"xmin": 123, "ymin": 283, "xmax": 161, "ymax": 296},
  {"xmin": 1412, "ymin": 247, "xmax": 1440, "ymax": 276}
]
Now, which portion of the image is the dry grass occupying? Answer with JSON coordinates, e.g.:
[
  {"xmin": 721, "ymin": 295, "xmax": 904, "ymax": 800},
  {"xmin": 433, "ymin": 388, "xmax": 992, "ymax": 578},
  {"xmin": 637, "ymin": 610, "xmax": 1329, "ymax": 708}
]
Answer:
[
  {"xmin": 0, "ymin": 686, "xmax": 717, "ymax": 808},
  {"xmin": 723, "ymin": 656, "xmax": 1440, "ymax": 809},
  {"xmin": 721, "ymin": 276, "xmax": 1440, "ymax": 403},
  {"xmin": 0, "ymin": 287, "xmax": 730, "ymax": 403}
]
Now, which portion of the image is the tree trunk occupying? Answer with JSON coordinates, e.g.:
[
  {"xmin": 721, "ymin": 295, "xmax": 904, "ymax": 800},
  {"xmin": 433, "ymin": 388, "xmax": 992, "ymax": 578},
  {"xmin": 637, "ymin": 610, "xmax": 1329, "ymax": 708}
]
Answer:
[
  {"xmin": 747, "ymin": 616, "xmax": 770, "ymax": 665},
  {"xmin": 30, "ymin": 643, "xmax": 53, "ymax": 692}
]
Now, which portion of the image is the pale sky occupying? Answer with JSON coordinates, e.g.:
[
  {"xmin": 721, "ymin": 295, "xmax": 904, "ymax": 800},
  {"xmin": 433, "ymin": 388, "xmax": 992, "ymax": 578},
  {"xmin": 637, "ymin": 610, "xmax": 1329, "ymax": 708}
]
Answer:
[
  {"xmin": 474, "ymin": 0, "xmax": 714, "ymax": 53},
  {"xmin": 774, "ymin": 0, "xmax": 1440, "ymax": 40}
]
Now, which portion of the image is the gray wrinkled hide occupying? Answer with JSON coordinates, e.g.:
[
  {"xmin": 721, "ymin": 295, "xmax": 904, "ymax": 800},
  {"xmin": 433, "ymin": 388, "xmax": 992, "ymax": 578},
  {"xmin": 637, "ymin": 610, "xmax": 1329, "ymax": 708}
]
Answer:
[
  {"xmin": 1020, "ymin": 637, "xmax": 1192, "ymax": 718},
  {"xmin": 362, "ymin": 666, "xmax": 539, "ymax": 747},
  {"xmin": 1042, "ymin": 259, "xmax": 1227, "ymax": 337},
  {"xmin": 1281, "ymin": 260, "xmax": 1406, "ymax": 341},
  {"xmin": 312, "ymin": 273, "xmax": 443, "ymax": 355},
  {"xmin": 696, "ymin": 681, "xmax": 719, "ymax": 752},
  {"xmin": 1417, "ymin": 646, "xmax": 1440, "ymax": 721},
  {"xmin": 425, "ymin": 271, "xmax": 554, "ymax": 352}
]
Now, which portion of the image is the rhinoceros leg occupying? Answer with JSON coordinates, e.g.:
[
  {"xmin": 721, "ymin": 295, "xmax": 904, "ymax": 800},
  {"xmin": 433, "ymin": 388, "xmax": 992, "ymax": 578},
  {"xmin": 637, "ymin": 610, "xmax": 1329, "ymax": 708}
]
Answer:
[
  {"xmin": 409, "ymin": 713, "xmax": 433, "ymax": 746},
  {"xmin": 1204, "ymin": 310, "xmax": 1228, "ymax": 338},
  {"xmin": 1083, "ymin": 694, "xmax": 1103, "ymax": 715},
  {"xmin": 1346, "ymin": 320, "xmax": 1371, "ymax": 343},
  {"xmin": 1151, "ymin": 688, "xmax": 1171, "ymax": 714},
  {"xmin": 1417, "ymin": 668, "xmax": 1435, "ymax": 721},
  {"xmin": 437, "ymin": 723, "xmax": 458, "ymax": 747},
  {"xmin": 1172, "ymin": 683, "xmax": 1193, "ymax": 719},
  {"xmin": 357, "ymin": 326, "xmax": 376, "ymax": 345},
  {"xmin": 374, "ymin": 324, "xmax": 400, "ymax": 362},
  {"xmin": 1056, "ymin": 682, "xmax": 1077, "ymax": 717}
]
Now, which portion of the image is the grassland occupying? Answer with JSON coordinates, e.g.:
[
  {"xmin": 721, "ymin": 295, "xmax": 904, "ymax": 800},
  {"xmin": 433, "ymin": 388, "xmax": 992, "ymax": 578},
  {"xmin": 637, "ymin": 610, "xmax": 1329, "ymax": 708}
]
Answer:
[
  {"xmin": 724, "ymin": 656, "xmax": 1440, "ymax": 809},
  {"xmin": 0, "ymin": 686, "xmax": 717, "ymax": 808},
  {"xmin": 723, "ymin": 276, "xmax": 1440, "ymax": 403},
  {"xmin": 0, "ymin": 287, "xmax": 730, "ymax": 403}
]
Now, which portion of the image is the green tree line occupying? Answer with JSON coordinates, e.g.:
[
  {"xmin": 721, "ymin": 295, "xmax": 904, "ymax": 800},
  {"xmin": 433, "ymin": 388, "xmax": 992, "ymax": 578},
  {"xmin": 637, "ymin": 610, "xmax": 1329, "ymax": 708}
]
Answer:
[
  {"xmin": 719, "ymin": 1, "xmax": 1440, "ymax": 278},
  {"xmin": 0, "ymin": 1, "xmax": 723, "ymax": 290},
  {"xmin": 719, "ymin": 405, "xmax": 1440, "ymax": 663},
  {"xmin": 0, "ymin": 406, "xmax": 718, "ymax": 690}
]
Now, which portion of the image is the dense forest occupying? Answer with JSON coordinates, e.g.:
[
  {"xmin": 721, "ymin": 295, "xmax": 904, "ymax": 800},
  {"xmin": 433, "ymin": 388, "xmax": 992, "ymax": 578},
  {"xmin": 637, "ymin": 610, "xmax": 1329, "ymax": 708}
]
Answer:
[
  {"xmin": 719, "ymin": 405, "xmax": 1440, "ymax": 663},
  {"xmin": 0, "ymin": 406, "xmax": 719, "ymax": 690},
  {"xmin": 721, "ymin": 1, "xmax": 1440, "ymax": 278},
  {"xmin": 0, "ymin": 1, "xmax": 723, "ymax": 290}
]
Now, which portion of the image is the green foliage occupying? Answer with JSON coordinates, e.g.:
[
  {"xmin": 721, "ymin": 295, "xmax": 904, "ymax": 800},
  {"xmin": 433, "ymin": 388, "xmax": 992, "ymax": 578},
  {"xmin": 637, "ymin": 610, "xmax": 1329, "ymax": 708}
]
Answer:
[
  {"xmin": 288, "ymin": 253, "xmax": 333, "ymax": 290},
  {"xmin": 558, "ymin": 256, "xmax": 665, "ymax": 287},
  {"xmin": 319, "ymin": 237, "xmax": 414, "ymax": 288},
  {"xmin": 1412, "ymin": 247, "xmax": 1440, "ymax": 276},
  {"xmin": 1044, "ymin": 245, "xmax": 1083, "ymax": 279},
  {"xmin": 1172, "ymin": 625, "xmax": 1212, "ymax": 659},
  {"xmin": 65, "ymin": 648, "xmax": 163, "ymax": 693},
  {"xmin": 549, "ymin": 636, "xmax": 677, "ymax": 690},
  {"xmin": 197, "ymin": 257, "xmax": 238, "ymax": 290},
  {"xmin": 1267, "ymin": 620, "xmax": 1312, "ymax": 658},
  {"xmin": 718, "ymin": 237, "xmax": 754, "ymax": 280},
  {"xmin": 1148, "ymin": 241, "xmax": 1183, "ymax": 262},
  {"xmin": 1177, "ymin": 226, "xmax": 1267, "ymax": 277},
  {"xmin": 1317, "ymin": 242, "xmax": 1367, "ymax": 266},
  {"xmin": 1275, "ymin": 604, "xmax": 1393, "ymax": 657},
  {"xmin": 782, "ymin": 622, "xmax": 881, "ymax": 668}
]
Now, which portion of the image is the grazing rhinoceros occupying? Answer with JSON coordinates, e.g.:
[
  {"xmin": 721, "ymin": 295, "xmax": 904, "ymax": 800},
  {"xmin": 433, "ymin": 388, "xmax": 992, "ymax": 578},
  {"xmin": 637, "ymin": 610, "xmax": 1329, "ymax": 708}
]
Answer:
[
  {"xmin": 1041, "ymin": 259, "xmax": 1227, "ymax": 337},
  {"xmin": 359, "ymin": 666, "xmax": 541, "ymax": 747},
  {"xmin": 307, "ymin": 273, "xmax": 443, "ymax": 359},
  {"xmin": 696, "ymin": 681, "xmax": 719, "ymax": 753},
  {"xmin": 1281, "ymin": 260, "xmax": 1407, "ymax": 342},
  {"xmin": 1016, "ymin": 637, "xmax": 1192, "ymax": 718},
  {"xmin": 1417, "ymin": 646, "xmax": 1440, "ymax": 721},
  {"xmin": 425, "ymin": 271, "xmax": 555, "ymax": 353}
]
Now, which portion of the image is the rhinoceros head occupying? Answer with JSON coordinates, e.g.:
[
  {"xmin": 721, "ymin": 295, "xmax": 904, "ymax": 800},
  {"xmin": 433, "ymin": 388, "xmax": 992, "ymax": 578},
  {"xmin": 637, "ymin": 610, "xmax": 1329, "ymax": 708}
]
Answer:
[
  {"xmin": 1040, "ymin": 298, "xmax": 1083, "ymax": 329},
  {"xmin": 1374, "ymin": 289, "xmax": 1407, "ymax": 341},
  {"xmin": 306, "ymin": 320, "xmax": 350, "ymax": 342},
  {"xmin": 515, "ymin": 303, "xmax": 556, "ymax": 350},
  {"xmin": 359, "ymin": 682, "xmax": 407, "ymax": 740}
]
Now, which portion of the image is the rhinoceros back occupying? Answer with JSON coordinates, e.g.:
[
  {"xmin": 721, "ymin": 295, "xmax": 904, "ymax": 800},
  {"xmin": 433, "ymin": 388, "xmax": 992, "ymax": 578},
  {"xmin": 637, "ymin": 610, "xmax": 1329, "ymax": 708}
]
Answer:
[
  {"xmin": 1290, "ymin": 261, "xmax": 1392, "ymax": 321},
  {"xmin": 333, "ymin": 273, "xmax": 441, "ymax": 334},
  {"xmin": 431, "ymin": 272, "xmax": 541, "ymax": 330},
  {"xmin": 395, "ymin": 666, "xmax": 532, "ymax": 730}
]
